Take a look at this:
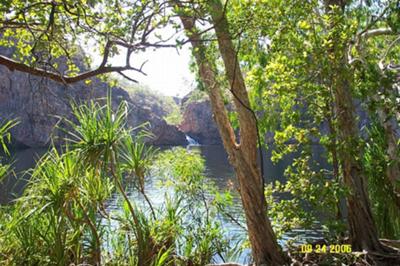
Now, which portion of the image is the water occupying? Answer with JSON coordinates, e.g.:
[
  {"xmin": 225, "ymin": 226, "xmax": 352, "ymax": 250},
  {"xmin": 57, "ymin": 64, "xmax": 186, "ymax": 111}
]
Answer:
[
  {"xmin": 0, "ymin": 144, "xmax": 328, "ymax": 263},
  {"xmin": 0, "ymin": 147, "xmax": 48, "ymax": 204},
  {"xmin": 0, "ymin": 144, "xmax": 295, "ymax": 203},
  {"xmin": 185, "ymin": 134, "xmax": 200, "ymax": 146}
]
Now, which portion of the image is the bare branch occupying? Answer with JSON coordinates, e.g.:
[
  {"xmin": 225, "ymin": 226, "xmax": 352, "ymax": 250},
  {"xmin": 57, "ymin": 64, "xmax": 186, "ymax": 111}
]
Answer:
[
  {"xmin": 357, "ymin": 4, "xmax": 391, "ymax": 38},
  {"xmin": 0, "ymin": 0, "xmax": 173, "ymax": 85},
  {"xmin": 379, "ymin": 35, "xmax": 400, "ymax": 71},
  {"xmin": 361, "ymin": 28, "xmax": 394, "ymax": 38},
  {"xmin": 113, "ymin": 40, "xmax": 176, "ymax": 49},
  {"xmin": 117, "ymin": 71, "xmax": 138, "ymax": 83},
  {"xmin": 0, "ymin": 55, "xmax": 143, "ymax": 84},
  {"xmin": 0, "ymin": 20, "xmax": 41, "ymax": 27},
  {"xmin": 100, "ymin": 40, "xmax": 112, "ymax": 67}
]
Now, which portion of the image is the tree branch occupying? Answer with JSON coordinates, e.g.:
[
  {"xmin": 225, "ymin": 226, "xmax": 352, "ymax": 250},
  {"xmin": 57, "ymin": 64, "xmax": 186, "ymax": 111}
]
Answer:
[
  {"xmin": 361, "ymin": 28, "xmax": 394, "ymax": 38},
  {"xmin": 117, "ymin": 71, "xmax": 138, "ymax": 83},
  {"xmin": 0, "ymin": 55, "xmax": 143, "ymax": 84}
]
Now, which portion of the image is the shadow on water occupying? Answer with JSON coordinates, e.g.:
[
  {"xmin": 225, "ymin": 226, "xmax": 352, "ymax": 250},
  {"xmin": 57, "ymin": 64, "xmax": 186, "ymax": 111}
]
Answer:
[{"xmin": 0, "ymin": 147, "xmax": 48, "ymax": 204}]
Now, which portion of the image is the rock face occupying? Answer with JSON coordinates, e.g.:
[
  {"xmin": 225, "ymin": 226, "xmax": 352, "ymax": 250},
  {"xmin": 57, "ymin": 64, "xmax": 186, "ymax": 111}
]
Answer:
[
  {"xmin": 179, "ymin": 100, "xmax": 222, "ymax": 145},
  {"xmin": 0, "ymin": 49, "xmax": 187, "ymax": 147}
]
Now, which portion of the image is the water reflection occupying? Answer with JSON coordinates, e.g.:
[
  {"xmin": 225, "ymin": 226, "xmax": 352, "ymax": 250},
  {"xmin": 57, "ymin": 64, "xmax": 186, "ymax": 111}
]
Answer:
[
  {"xmin": 0, "ymin": 144, "xmax": 328, "ymax": 263},
  {"xmin": 2, "ymin": 144, "xmax": 328, "ymax": 203}
]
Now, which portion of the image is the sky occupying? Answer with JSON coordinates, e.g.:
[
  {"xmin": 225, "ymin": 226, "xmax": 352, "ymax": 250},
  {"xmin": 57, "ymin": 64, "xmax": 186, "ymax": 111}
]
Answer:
[
  {"xmin": 90, "ymin": 41, "xmax": 195, "ymax": 98},
  {"xmin": 117, "ymin": 46, "xmax": 195, "ymax": 97},
  {"xmin": 85, "ymin": 13, "xmax": 197, "ymax": 98}
]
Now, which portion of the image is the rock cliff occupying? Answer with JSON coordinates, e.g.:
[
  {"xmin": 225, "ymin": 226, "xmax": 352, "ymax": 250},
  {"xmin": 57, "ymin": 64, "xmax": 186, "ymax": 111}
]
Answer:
[
  {"xmin": 0, "ymin": 48, "xmax": 187, "ymax": 147},
  {"xmin": 179, "ymin": 100, "xmax": 222, "ymax": 145}
]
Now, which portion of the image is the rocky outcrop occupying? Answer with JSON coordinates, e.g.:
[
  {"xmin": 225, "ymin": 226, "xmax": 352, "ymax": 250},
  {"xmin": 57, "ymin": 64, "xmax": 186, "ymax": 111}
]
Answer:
[
  {"xmin": 179, "ymin": 100, "xmax": 222, "ymax": 144},
  {"xmin": 0, "ymin": 48, "xmax": 187, "ymax": 147},
  {"xmin": 151, "ymin": 118, "xmax": 188, "ymax": 145}
]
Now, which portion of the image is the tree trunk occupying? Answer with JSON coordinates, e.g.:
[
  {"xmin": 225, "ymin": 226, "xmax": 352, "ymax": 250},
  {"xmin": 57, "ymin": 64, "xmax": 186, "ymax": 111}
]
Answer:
[
  {"xmin": 333, "ymin": 75, "xmax": 384, "ymax": 251},
  {"xmin": 376, "ymin": 100, "xmax": 400, "ymax": 210},
  {"xmin": 325, "ymin": 0, "xmax": 387, "ymax": 252},
  {"xmin": 327, "ymin": 112, "xmax": 343, "ymax": 221},
  {"xmin": 172, "ymin": 1, "xmax": 285, "ymax": 265}
]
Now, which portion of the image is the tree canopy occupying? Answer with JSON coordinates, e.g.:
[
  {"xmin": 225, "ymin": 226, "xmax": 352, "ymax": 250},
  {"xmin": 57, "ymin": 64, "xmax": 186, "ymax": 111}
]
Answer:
[{"xmin": 0, "ymin": 0, "xmax": 399, "ymax": 265}]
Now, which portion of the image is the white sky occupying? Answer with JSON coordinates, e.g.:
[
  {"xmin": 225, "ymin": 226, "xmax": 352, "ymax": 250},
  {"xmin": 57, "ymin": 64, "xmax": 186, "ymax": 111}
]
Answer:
[
  {"xmin": 85, "ymin": 16, "xmax": 197, "ymax": 98},
  {"xmin": 88, "ymin": 39, "xmax": 195, "ymax": 98},
  {"xmin": 111, "ymin": 46, "xmax": 195, "ymax": 97},
  {"xmin": 85, "ymin": 14, "xmax": 198, "ymax": 98}
]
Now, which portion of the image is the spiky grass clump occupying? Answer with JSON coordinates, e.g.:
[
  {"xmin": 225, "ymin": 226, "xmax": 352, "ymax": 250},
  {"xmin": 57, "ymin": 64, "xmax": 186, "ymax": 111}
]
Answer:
[{"xmin": 0, "ymin": 94, "xmax": 235, "ymax": 266}]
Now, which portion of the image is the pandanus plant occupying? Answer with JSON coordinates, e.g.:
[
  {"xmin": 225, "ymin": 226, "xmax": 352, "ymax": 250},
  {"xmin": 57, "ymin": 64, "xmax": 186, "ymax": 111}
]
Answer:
[
  {"xmin": 0, "ymin": 93, "xmax": 230, "ymax": 266},
  {"xmin": 63, "ymin": 92, "xmax": 165, "ymax": 265},
  {"xmin": 0, "ymin": 93, "xmax": 166, "ymax": 266},
  {"xmin": 121, "ymin": 131, "xmax": 159, "ymax": 218},
  {"xmin": 0, "ymin": 119, "xmax": 19, "ymax": 181}
]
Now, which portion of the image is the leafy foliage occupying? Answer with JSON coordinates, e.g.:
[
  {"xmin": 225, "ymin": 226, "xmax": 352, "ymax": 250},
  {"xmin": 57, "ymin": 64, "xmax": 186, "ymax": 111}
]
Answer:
[
  {"xmin": 122, "ymin": 83, "xmax": 184, "ymax": 126},
  {"xmin": 226, "ymin": 0, "xmax": 400, "ymax": 240},
  {"xmin": 0, "ymin": 0, "xmax": 400, "ymax": 264},
  {"xmin": 0, "ymin": 94, "xmax": 235, "ymax": 265},
  {"xmin": 364, "ymin": 123, "xmax": 400, "ymax": 239}
]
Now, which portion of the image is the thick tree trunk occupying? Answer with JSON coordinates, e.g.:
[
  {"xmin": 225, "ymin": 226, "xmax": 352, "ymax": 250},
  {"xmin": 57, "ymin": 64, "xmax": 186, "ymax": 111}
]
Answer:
[
  {"xmin": 333, "ymin": 76, "xmax": 384, "ymax": 251},
  {"xmin": 208, "ymin": 2, "xmax": 284, "ymax": 264},
  {"xmin": 232, "ymin": 152, "xmax": 284, "ymax": 265},
  {"xmin": 173, "ymin": 1, "xmax": 285, "ymax": 265},
  {"xmin": 325, "ymin": 0, "xmax": 387, "ymax": 252}
]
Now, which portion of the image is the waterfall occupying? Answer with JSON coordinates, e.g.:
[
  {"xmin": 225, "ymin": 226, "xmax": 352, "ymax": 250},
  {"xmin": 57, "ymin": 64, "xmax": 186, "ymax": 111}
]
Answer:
[{"xmin": 185, "ymin": 134, "xmax": 200, "ymax": 146}]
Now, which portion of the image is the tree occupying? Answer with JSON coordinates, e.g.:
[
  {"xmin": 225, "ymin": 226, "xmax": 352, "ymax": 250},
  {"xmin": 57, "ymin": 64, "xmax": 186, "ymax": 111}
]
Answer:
[
  {"xmin": 324, "ymin": 0, "xmax": 399, "ymax": 252},
  {"xmin": 171, "ymin": 1, "xmax": 286, "ymax": 265},
  {"xmin": 226, "ymin": 0, "xmax": 400, "ymax": 252},
  {"xmin": 0, "ymin": 1, "xmax": 287, "ymax": 264},
  {"xmin": 0, "ymin": 0, "xmax": 174, "ymax": 83}
]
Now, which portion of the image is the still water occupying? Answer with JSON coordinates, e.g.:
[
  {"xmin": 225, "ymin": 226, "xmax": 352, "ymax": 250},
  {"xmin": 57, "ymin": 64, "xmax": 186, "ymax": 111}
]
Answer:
[
  {"xmin": 0, "ymin": 144, "xmax": 294, "ymax": 204},
  {"xmin": 0, "ymin": 144, "xmax": 326, "ymax": 263}
]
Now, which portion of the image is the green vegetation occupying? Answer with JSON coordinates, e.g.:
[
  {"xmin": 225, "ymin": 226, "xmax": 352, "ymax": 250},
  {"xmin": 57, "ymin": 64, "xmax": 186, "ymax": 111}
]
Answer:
[
  {"xmin": 0, "ymin": 0, "xmax": 399, "ymax": 265},
  {"xmin": 227, "ymin": 0, "xmax": 400, "ymax": 242},
  {"xmin": 181, "ymin": 90, "xmax": 208, "ymax": 109},
  {"xmin": 164, "ymin": 108, "xmax": 183, "ymax": 126},
  {"xmin": 364, "ymin": 123, "xmax": 400, "ymax": 238},
  {"xmin": 0, "ymin": 97, "xmax": 238, "ymax": 265},
  {"xmin": 0, "ymin": 120, "xmax": 18, "ymax": 185},
  {"xmin": 126, "ymin": 83, "xmax": 183, "ymax": 126}
]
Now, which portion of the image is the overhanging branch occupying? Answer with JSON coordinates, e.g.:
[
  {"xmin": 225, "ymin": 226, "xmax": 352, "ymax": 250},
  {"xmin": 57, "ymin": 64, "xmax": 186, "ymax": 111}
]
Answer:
[{"xmin": 0, "ymin": 55, "xmax": 143, "ymax": 84}]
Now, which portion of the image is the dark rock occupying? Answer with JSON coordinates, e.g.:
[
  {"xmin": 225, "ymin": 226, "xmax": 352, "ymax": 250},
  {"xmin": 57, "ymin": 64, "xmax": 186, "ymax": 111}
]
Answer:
[
  {"xmin": 179, "ymin": 100, "xmax": 222, "ymax": 145},
  {"xmin": 150, "ymin": 117, "xmax": 188, "ymax": 145},
  {"xmin": 0, "ymin": 48, "xmax": 187, "ymax": 147}
]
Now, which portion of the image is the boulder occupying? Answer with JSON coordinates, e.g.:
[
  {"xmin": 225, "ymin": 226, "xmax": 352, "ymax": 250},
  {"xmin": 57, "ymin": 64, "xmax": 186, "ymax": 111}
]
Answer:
[{"xmin": 151, "ymin": 117, "xmax": 188, "ymax": 145}]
